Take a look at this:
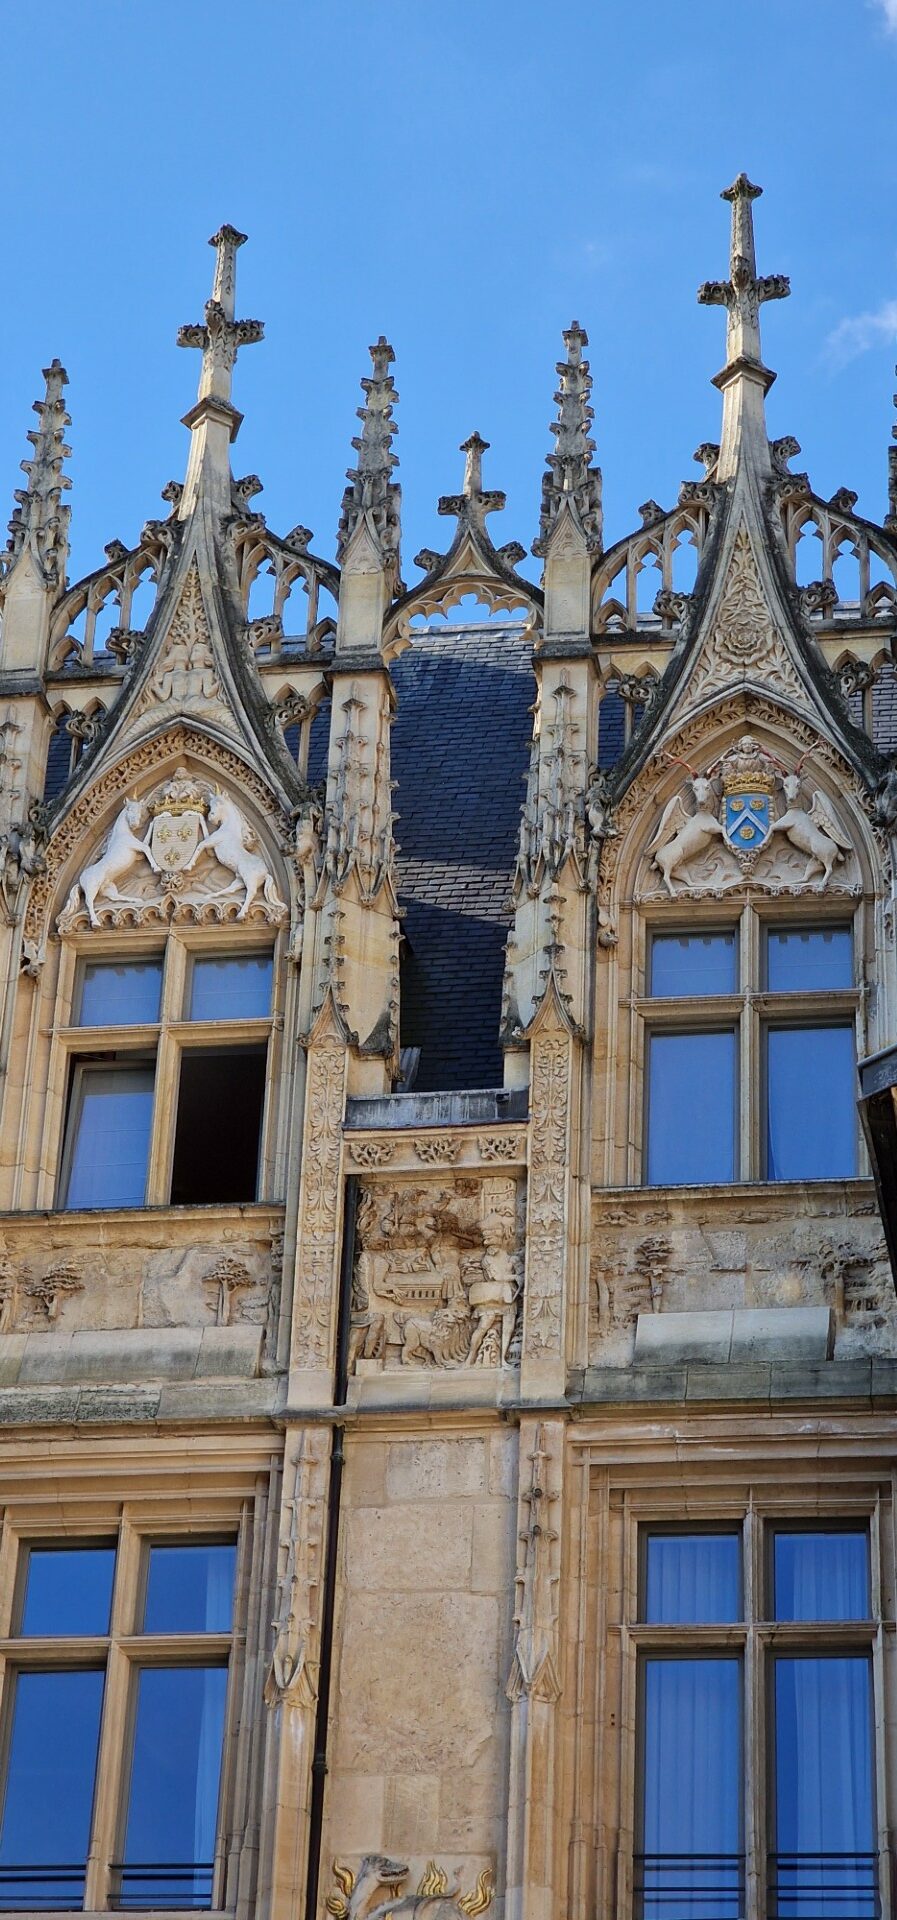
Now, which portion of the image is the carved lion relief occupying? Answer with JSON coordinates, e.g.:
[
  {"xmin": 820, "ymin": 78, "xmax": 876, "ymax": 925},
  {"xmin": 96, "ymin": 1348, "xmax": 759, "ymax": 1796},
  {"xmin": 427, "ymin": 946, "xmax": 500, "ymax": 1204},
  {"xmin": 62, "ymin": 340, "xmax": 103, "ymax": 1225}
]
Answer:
[
  {"xmin": 643, "ymin": 734, "xmax": 857, "ymax": 899},
  {"xmin": 58, "ymin": 766, "xmax": 287, "ymax": 931},
  {"xmin": 349, "ymin": 1176, "xmax": 524, "ymax": 1372}
]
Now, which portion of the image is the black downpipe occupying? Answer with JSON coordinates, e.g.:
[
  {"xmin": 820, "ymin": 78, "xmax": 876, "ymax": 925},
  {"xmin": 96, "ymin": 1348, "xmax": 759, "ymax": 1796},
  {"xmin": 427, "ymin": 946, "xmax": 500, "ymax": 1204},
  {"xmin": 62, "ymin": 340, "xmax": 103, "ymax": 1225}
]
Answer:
[{"xmin": 305, "ymin": 1174, "xmax": 357, "ymax": 1920}]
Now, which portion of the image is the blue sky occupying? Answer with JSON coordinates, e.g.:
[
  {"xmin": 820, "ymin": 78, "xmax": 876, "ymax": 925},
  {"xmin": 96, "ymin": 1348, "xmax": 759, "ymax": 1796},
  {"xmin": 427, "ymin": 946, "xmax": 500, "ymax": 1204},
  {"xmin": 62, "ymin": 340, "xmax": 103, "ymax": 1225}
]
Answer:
[{"xmin": 2, "ymin": 0, "xmax": 897, "ymax": 587}]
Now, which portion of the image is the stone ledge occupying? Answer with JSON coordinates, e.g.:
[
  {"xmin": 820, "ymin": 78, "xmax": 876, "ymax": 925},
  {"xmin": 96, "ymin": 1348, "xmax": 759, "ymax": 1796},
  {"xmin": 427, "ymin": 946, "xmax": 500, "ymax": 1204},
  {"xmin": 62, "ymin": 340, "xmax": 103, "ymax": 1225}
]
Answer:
[
  {"xmin": 1, "ymin": 1325, "xmax": 263, "ymax": 1388},
  {"xmin": 0, "ymin": 1377, "xmax": 280, "ymax": 1427},
  {"xmin": 634, "ymin": 1307, "xmax": 833, "ymax": 1366},
  {"xmin": 571, "ymin": 1358, "xmax": 897, "ymax": 1407}
]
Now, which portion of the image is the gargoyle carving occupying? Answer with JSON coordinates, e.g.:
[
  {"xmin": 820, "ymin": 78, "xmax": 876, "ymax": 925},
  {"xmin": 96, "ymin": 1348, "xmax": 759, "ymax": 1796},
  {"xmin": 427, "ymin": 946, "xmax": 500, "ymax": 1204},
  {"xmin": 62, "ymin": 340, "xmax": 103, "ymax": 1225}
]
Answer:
[{"xmin": 326, "ymin": 1857, "xmax": 493, "ymax": 1920}]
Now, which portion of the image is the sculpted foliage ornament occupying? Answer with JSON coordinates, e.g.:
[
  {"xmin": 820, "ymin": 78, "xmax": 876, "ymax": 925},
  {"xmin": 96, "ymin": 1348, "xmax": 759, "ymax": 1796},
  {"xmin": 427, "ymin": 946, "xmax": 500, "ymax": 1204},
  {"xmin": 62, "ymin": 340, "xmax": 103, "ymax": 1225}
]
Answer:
[
  {"xmin": 59, "ymin": 767, "xmax": 287, "ymax": 930},
  {"xmin": 686, "ymin": 526, "xmax": 811, "ymax": 712},
  {"xmin": 646, "ymin": 736, "xmax": 855, "ymax": 898}
]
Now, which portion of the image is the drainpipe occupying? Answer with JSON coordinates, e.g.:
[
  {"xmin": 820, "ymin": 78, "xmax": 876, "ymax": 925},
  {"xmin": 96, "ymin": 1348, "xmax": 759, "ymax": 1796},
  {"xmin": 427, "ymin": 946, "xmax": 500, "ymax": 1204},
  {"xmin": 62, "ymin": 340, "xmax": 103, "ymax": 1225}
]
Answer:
[{"xmin": 305, "ymin": 1174, "xmax": 356, "ymax": 1920}]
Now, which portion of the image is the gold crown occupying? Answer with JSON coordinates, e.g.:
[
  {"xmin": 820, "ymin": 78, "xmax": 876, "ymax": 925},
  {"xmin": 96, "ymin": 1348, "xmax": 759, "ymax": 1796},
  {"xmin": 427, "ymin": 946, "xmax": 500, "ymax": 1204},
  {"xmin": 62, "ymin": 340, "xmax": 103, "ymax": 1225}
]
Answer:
[{"xmin": 722, "ymin": 769, "xmax": 776, "ymax": 797}]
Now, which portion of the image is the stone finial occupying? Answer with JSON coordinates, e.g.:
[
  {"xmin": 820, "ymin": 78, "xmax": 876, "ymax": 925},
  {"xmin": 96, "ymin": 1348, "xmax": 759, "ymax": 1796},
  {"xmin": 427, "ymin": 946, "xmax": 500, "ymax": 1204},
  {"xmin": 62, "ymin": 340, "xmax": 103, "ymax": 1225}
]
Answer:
[
  {"xmin": 533, "ymin": 321, "xmax": 603, "ymax": 556},
  {"xmin": 177, "ymin": 225, "xmax": 264, "ymax": 414},
  {"xmin": 2, "ymin": 358, "xmax": 72, "ymax": 592},
  {"xmin": 698, "ymin": 174, "xmax": 790, "ymax": 370},
  {"xmin": 697, "ymin": 175, "xmax": 790, "ymax": 481},
  {"xmin": 437, "ymin": 432, "xmax": 511, "ymax": 537},
  {"xmin": 336, "ymin": 336, "xmax": 402, "ymax": 589}
]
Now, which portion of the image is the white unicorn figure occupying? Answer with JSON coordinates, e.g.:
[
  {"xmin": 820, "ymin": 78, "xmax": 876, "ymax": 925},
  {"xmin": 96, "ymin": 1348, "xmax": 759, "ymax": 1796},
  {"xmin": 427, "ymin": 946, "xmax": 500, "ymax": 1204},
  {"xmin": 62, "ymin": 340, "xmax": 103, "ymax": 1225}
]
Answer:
[
  {"xmin": 185, "ymin": 791, "xmax": 285, "ymax": 920},
  {"xmin": 64, "ymin": 798, "xmax": 159, "ymax": 927}
]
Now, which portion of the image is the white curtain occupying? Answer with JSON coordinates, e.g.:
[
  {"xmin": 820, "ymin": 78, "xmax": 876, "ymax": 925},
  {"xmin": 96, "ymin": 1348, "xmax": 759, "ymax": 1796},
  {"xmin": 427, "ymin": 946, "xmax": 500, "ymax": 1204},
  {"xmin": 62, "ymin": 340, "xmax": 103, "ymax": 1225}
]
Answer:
[
  {"xmin": 774, "ymin": 1656, "xmax": 874, "ymax": 1917},
  {"xmin": 642, "ymin": 1657, "xmax": 742, "ymax": 1919}
]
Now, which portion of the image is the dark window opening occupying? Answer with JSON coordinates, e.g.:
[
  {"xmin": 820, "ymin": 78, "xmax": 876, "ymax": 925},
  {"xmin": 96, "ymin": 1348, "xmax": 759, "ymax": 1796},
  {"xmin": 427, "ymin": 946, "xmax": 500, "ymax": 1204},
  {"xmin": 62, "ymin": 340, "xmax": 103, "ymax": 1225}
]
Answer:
[{"xmin": 170, "ymin": 1047, "xmax": 266, "ymax": 1205}]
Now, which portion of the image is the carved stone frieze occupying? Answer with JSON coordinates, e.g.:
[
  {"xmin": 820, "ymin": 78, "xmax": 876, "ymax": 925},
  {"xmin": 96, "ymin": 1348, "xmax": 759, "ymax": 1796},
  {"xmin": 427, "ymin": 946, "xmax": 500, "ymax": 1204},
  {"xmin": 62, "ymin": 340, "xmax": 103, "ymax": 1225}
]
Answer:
[
  {"xmin": 349, "ymin": 1175, "xmax": 524, "ymax": 1372},
  {"xmin": 343, "ymin": 1129, "xmax": 526, "ymax": 1176},
  {"xmin": 589, "ymin": 1186, "xmax": 894, "ymax": 1362}
]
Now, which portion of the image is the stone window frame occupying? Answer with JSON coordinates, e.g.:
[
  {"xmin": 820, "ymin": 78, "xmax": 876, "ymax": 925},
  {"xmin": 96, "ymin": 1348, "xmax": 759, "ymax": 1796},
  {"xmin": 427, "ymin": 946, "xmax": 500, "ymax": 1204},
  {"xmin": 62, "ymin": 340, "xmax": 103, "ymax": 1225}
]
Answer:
[
  {"xmin": 42, "ymin": 925, "xmax": 286, "ymax": 1212},
  {"xmin": 628, "ymin": 897, "xmax": 866, "ymax": 1187},
  {"xmin": 0, "ymin": 1502, "xmax": 254, "ymax": 1915},
  {"xmin": 572, "ymin": 1456, "xmax": 894, "ymax": 1920}
]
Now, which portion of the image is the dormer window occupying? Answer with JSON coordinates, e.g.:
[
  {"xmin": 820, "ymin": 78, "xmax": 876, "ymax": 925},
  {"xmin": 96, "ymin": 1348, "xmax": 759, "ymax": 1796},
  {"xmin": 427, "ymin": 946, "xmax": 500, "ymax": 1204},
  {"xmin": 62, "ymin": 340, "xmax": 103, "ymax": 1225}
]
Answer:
[
  {"xmin": 56, "ymin": 941, "xmax": 277, "ymax": 1211},
  {"xmin": 642, "ymin": 915, "xmax": 859, "ymax": 1187}
]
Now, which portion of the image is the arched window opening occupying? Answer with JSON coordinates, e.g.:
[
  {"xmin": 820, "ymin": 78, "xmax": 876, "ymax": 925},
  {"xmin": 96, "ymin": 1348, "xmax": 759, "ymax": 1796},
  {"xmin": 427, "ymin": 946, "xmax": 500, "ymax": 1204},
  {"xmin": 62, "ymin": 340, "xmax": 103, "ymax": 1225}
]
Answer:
[
  {"xmin": 831, "ymin": 541, "xmax": 861, "ymax": 610},
  {"xmin": 793, "ymin": 520, "xmax": 825, "ymax": 590},
  {"xmin": 125, "ymin": 570, "xmax": 157, "ymax": 634}
]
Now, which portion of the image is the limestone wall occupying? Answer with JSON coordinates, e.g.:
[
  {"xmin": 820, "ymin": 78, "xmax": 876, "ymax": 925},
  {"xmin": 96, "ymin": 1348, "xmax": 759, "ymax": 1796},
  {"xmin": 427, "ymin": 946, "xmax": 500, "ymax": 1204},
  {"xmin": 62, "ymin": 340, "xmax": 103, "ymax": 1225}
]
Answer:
[{"xmin": 323, "ymin": 1425, "xmax": 518, "ymax": 1904}]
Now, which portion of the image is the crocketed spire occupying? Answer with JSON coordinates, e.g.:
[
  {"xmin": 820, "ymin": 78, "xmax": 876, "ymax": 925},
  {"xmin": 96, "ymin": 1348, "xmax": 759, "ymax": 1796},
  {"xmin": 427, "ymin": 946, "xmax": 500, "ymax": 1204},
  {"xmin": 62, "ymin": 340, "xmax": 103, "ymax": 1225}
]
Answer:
[
  {"xmin": 337, "ymin": 335, "xmax": 402, "ymax": 594},
  {"xmin": 533, "ymin": 321, "xmax": 602, "ymax": 556},
  {"xmin": 2, "ymin": 358, "xmax": 71, "ymax": 592}
]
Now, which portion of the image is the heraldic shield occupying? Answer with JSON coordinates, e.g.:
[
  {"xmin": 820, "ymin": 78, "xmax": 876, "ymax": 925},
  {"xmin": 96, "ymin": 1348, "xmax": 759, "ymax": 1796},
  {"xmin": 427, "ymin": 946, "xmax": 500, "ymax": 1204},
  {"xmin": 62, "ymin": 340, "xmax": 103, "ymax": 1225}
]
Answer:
[
  {"xmin": 723, "ymin": 789, "xmax": 772, "ymax": 854},
  {"xmin": 147, "ymin": 806, "xmax": 204, "ymax": 874}
]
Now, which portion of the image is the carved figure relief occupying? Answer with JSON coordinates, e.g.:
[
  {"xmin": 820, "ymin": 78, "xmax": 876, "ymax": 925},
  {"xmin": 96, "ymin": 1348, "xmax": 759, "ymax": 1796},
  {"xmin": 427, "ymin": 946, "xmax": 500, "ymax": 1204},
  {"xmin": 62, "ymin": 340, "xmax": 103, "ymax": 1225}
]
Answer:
[
  {"xmin": 145, "ymin": 565, "xmax": 221, "ymax": 711},
  {"xmin": 644, "ymin": 735, "xmax": 857, "ymax": 898},
  {"xmin": 326, "ymin": 1857, "xmax": 493, "ymax": 1920},
  {"xmin": 59, "ymin": 767, "xmax": 287, "ymax": 930},
  {"xmin": 686, "ymin": 525, "xmax": 811, "ymax": 711},
  {"xmin": 348, "ymin": 1177, "xmax": 523, "ymax": 1373}
]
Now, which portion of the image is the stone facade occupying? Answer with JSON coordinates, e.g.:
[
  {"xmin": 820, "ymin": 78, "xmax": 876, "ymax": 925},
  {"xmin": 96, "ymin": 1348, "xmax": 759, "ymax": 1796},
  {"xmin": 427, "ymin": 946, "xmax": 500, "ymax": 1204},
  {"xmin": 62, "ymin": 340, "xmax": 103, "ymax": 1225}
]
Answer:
[{"xmin": 0, "ymin": 186, "xmax": 895, "ymax": 1920}]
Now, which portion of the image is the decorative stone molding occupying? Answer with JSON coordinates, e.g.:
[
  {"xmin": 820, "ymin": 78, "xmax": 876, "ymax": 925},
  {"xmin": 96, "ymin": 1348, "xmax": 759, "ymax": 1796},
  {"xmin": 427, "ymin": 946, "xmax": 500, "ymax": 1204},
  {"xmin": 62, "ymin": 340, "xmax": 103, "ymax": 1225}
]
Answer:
[
  {"xmin": 686, "ymin": 525, "xmax": 811, "ymax": 711},
  {"xmin": 292, "ymin": 1002, "xmax": 348, "ymax": 1369},
  {"xmin": 524, "ymin": 1028, "xmax": 569, "ymax": 1361},
  {"xmin": 343, "ymin": 1129, "xmax": 526, "ymax": 1176},
  {"xmin": 58, "ymin": 766, "xmax": 287, "ymax": 931},
  {"xmin": 264, "ymin": 1430, "xmax": 326, "ymax": 1709},
  {"xmin": 349, "ymin": 1175, "xmax": 524, "ymax": 1373},
  {"xmin": 507, "ymin": 1422, "xmax": 561, "ymax": 1703}
]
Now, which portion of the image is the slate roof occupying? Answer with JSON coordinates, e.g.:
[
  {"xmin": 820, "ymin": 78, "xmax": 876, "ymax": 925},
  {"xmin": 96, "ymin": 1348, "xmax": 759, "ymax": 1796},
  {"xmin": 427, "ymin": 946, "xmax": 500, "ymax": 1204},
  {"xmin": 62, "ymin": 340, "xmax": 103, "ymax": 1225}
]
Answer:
[{"xmin": 390, "ymin": 620, "xmax": 533, "ymax": 1092}]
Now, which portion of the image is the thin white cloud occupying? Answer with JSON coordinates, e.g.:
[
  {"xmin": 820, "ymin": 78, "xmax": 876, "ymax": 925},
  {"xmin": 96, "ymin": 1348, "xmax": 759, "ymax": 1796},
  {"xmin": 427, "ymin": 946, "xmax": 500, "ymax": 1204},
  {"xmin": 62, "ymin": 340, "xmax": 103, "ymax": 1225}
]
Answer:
[
  {"xmin": 870, "ymin": 0, "xmax": 897, "ymax": 31},
  {"xmin": 823, "ymin": 298, "xmax": 897, "ymax": 370}
]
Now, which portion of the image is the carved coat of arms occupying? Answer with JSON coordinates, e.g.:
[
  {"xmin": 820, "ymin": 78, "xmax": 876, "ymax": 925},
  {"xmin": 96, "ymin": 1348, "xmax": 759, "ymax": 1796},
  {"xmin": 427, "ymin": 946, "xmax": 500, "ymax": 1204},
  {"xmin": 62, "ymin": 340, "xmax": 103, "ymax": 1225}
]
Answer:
[
  {"xmin": 146, "ymin": 773, "xmax": 207, "ymax": 875},
  {"xmin": 647, "ymin": 734, "xmax": 854, "ymax": 897}
]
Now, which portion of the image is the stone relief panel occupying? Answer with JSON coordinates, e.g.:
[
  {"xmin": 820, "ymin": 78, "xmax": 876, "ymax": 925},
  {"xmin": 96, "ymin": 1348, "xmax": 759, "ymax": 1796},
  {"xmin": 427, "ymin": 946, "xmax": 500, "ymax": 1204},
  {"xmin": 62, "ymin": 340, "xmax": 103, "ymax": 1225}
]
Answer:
[
  {"xmin": 589, "ymin": 1187, "xmax": 894, "ymax": 1364},
  {"xmin": 58, "ymin": 766, "xmax": 287, "ymax": 931},
  {"xmin": 643, "ymin": 734, "xmax": 858, "ymax": 901},
  {"xmin": 0, "ymin": 1216, "xmax": 281, "ymax": 1347},
  {"xmin": 349, "ymin": 1177, "xmax": 524, "ymax": 1372}
]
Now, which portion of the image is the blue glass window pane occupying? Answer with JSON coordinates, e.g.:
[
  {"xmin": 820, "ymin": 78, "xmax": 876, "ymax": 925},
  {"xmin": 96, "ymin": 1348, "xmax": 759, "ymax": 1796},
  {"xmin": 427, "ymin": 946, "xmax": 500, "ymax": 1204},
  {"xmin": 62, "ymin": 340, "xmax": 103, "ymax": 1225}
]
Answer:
[
  {"xmin": 645, "ymin": 1534, "xmax": 741, "ymax": 1623},
  {"xmin": 650, "ymin": 933, "xmax": 738, "ymax": 998},
  {"xmin": 641, "ymin": 1658, "xmax": 742, "ymax": 1920},
  {"xmin": 143, "ymin": 1544, "xmax": 236, "ymax": 1634},
  {"xmin": 766, "ymin": 1027, "xmax": 856, "ymax": 1180},
  {"xmin": 20, "ymin": 1546, "xmax": 115, "ymax": 1636},
  {"xmin": 647, "ymin": 1031, "xmax": 736, "ymax": 1185},
  {"xmin": 766, "ymin": 927, "xmax": 852, "ymax": 993},
  {"xmin": 0, "ymin": 1669, "xmax": 104, "ymax": 1908},
  {"xmin": 63, "ymin": 1066, "xmax": 154, "ymax": 1209},
  {"xmin": 774, "ymin": 1532, "xmax": 869, "ymax": 1622},
  {"xmin": 773, "ymin": 1658, "xmax": 875, "ymax": 1920},
  {"xmin": 121, "ymin": 1666, "xmax": 228, "ymax": 1909},
  {"xmin": 188, "ymin": 955, "xmax": 272, "ymax": 1021},
  {"xmin": 78, "ymin": 960, "xmax": 163, "ymax": 1026}
]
